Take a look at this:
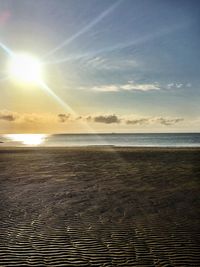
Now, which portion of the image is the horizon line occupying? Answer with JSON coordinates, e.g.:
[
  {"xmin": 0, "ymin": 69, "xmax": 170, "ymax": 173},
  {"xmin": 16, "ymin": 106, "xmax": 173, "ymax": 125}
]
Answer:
[{"xmin": 1, "ymin": 132, "xmax": 200, "ymax": 135}]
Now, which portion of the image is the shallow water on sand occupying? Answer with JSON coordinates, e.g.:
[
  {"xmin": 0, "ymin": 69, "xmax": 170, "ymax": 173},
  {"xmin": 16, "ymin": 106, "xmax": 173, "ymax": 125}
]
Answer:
[{"xmin": 1, "ymin": 133, "xmax": 200, "ymax": 147}]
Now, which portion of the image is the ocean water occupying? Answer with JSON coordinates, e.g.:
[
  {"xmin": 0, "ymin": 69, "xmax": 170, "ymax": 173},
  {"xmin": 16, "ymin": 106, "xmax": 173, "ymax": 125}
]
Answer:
[{"xmin": 1, "ymin": 133, "xmax": 200, "ymax": 147}]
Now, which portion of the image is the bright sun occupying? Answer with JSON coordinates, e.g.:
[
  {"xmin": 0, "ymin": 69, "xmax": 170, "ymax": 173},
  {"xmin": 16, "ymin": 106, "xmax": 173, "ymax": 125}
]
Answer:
[{"xmin": 8, "ymin": 53, "xmax": 43, "ymax": 85}]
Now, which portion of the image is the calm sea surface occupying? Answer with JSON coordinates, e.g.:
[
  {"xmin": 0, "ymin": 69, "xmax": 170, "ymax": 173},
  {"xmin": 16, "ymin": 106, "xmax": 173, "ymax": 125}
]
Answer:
[{"xmin": 1, "ymin": 133, "xmax": 200, "ymax": 147}]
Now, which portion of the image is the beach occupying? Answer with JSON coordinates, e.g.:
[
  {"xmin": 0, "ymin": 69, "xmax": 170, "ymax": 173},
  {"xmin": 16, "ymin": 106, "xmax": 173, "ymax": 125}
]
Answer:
[{"xmin": 0, "ymin": 147, "xmax": 199, "ymax": 266}]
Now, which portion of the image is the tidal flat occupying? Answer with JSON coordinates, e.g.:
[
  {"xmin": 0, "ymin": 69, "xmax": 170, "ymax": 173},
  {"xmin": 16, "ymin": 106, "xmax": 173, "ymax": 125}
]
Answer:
[{"xmin": 0, "ymin": 147, "xmax": 199, "ymax": 266}]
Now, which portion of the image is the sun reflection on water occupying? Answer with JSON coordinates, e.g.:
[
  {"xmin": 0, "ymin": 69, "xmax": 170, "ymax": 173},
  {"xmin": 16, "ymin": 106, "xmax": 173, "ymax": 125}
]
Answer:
[{"xmin": 5, "ymin": 134, "xmax": 47, "ymax": 146}]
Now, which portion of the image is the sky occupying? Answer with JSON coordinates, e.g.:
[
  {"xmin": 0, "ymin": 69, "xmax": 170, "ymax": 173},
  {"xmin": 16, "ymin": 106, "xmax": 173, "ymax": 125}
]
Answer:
[{"xmin": 0, "ymin": 0, "xmax": 199, "ymax": 133}]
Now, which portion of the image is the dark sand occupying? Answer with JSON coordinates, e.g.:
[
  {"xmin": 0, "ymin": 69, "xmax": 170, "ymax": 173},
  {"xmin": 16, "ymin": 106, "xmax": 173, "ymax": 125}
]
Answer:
[{"xmin": 0, "ymin": 147, "xmax": 199, "ymax": 266}]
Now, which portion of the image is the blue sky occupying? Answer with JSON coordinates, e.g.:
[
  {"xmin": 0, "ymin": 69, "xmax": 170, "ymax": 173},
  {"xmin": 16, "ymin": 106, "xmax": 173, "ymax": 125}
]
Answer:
[{"xmin": 0, "ymin": 0, "xmax": 199, "ymax": 133}]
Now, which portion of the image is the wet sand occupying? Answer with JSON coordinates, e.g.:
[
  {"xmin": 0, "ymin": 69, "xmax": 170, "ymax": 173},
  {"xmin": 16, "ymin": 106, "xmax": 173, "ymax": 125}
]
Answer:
[{"xmin": 0, "ymin": 147, "xmax": 199, "ymax": 266}]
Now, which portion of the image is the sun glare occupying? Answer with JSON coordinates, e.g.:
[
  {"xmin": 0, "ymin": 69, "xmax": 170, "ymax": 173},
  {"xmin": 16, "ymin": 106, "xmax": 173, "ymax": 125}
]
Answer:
[
  {"xmin": 7, "ymin": 53, "xmax": 43, "ymax": 85},
  {"xmin": 5, "ymin": 134, "xmax": 47, "ymax": 146}
]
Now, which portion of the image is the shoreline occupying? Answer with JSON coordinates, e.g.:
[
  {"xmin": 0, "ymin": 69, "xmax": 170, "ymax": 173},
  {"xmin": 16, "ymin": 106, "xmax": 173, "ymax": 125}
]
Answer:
[{"xmin": 1, "ymin": 145, "xmax": 200, "ymax": 150}]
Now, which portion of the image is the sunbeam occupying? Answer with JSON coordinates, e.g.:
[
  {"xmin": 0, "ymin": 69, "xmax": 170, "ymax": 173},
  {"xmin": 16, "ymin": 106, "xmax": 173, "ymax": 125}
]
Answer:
[
  {"xmin": 44, "ymin": 0, "xmax": 123, "ymax": 58},
  {"xmin": 0, "ymin": 42, "xmax": 90, "ymax": 130},
  {"xmin": 46, "ymin": 21, "xmax": 190, "ymax": 65},
  {"xmin": 39, "ymin": 81, "xmax": 76, "ymax": 115},
  {"xmin": 0, "ymin": 42, "xmax": 14, "ymax": 56},
  {"xmin": 0, "ymin": 41, "xmax": 75, "ymax": 114},
  {"xmin": 39, "ymin": 81, "xmax": 97, "ymax": 133},
  {"xmin": 0, "ymin": 40, "xmax": 97, "ymax": 133}
]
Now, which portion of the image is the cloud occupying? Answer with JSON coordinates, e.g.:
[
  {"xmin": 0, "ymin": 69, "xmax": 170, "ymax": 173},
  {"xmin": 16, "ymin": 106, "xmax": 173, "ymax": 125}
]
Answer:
[
  {"xmin": 90, "ymin": 81, "xmax": 160, "ymax": 92},
  {"xmin": 85, "ymin": 56, "xmax": 138, "ymax": 70},
  {"xmin": 86, "ymin": 56, "xmax": 108, "ymax": 68},
  {"xmin": 94, "ymin": 114, "xmax": 121, "ymax": 124},
  {"xmin": 87, "ymin": 81, "xmax": 192, "ymax": 93},
  {"xmin": 126, "ymin": 118, "xmax": 149, "ymax": 125},
  {"xmin": 126, "ymin": 117, "xmax": 183, "ymax": 126},
  {"xmin": 78, "ymin": 113, "xmax": 183, "ymax": 126},
  {"xmin": 167, "ymin": 82, "xmax": 191, "ymax": 89},
  {"xmin": 91, "ymin": 85, "xmax": 119, "ymax": 92},
  {"xmin": 0, "ymin": 110, "xmax": 183, "ymax": 129},
  {"xmin": 0, "ymin": 110, "xmax": 58, "ymax": 124},
  {"xmin": 0, "ymin": 110, "xmax": 18, "ymax": 121},
  {"xmin": 121, "ymin": 81, "xmax": 160, "ymax": 91},
  {"xmin": 167, "ymin": 83, "xmax": 183, "ymax": 89},
  {"xmin": 154, "ymin": 117, "xmax": 184, "ymax": 126},
  {"xmin": 58, "ymin": 113, "xmax": 71, "ymax": 123}
]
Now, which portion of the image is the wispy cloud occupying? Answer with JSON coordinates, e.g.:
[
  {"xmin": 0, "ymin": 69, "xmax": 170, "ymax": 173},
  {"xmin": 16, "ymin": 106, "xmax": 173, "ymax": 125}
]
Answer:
[
  {"xmin": 91, "ymin": 85, "xmax": 119, "ymax": 92},
  {"xmin": 126, "ymin": 117, "xmax": 183, "ymax": 126},
  {"xmin": 90, "ymin": 81, "xmax": 160, "ymax": 92},
  {"xmin": 45, "ymin": 0, "xmax": 123, "ymax": 58},
  {"xmin": 153, "ymin": 117, "xmax": 184, "ymax": 126},
  {"xmin": 121, "ymin": 81, "xmax": 160, "ymax": 91},
  {"xmin": 167, "ymin": 82, "xmax": 192, "ymax": 89},
  {"xmin": 85, "ymin": 56, "xmax": 138, "ymax": 70},
  {"xmin": 126, "ymin": 118, "xmax": 149, "ymax": 125},
  {"xmin": 48, "ymin": 20, "xmax": 192, "ymax": 65},
  {"xmin": 83, "ymin": 80, "xmax": 192, "ymax": 93}
]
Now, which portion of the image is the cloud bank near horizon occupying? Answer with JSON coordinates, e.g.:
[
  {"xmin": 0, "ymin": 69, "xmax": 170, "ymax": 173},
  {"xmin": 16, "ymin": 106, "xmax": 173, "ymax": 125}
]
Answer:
[{"xmin": 0, "ymin": 110, "xmax": 184, "ymax": 127}]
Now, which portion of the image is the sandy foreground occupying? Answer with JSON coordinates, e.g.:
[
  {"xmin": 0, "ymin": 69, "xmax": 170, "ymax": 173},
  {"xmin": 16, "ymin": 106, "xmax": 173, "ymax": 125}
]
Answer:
[{"xmin": 0, "ymin": 147, "xmax": 199, "ymax": 267}]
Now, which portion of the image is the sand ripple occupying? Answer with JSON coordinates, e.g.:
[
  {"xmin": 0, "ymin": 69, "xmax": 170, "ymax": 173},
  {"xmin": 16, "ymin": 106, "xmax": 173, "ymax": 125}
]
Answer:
[
  {"xmin": 0, "ymin": 148, "xmax": 199, "ymax": 266},
  {"xmin": 0, "ymin": 215, "xmax": 199, "ymax": 266}
]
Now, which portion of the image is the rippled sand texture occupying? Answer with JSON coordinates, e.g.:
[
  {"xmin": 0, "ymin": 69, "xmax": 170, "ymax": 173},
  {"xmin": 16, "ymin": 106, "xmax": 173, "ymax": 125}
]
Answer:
[{"xmin": 0, "ymin": 147, "xmax": 199, "ymax": 266}]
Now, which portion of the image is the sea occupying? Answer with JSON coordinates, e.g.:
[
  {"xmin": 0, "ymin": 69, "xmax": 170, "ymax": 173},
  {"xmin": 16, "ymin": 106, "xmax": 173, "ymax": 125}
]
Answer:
[{"xmin": 0, "ymin": 133, "xmax": 200, "ymax": 147}]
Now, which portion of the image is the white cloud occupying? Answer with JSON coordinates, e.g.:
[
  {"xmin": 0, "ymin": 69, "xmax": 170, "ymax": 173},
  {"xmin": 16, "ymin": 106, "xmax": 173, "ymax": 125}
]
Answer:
[
  {"xmin": 121, "ymin": 81, "xmax": 160, "ymax": 91},
  {"xmin": 90, "ymin": 81, "xmax": 160, "ymax": 92},
  {"xmin": 91, "ymin": 85, "xmax": 119, "ymax": 92},
  {"xmin": 86, "ymin": 56, "xmax": 107, "ymax": 68},
  {"xmin": 167, "ymin": 82, "xmax": 191, "ymax": 89}
]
